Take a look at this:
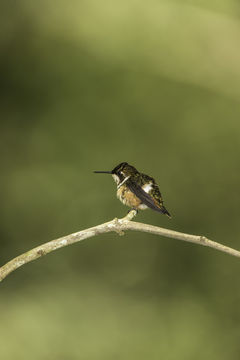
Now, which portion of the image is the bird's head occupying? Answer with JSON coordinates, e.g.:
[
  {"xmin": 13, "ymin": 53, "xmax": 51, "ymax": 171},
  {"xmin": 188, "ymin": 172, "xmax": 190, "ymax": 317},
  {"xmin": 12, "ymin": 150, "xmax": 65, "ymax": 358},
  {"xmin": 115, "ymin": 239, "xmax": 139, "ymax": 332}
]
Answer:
[{"xmin": 94, "ymin": 162, "xmax": 138, "ymax": 185}]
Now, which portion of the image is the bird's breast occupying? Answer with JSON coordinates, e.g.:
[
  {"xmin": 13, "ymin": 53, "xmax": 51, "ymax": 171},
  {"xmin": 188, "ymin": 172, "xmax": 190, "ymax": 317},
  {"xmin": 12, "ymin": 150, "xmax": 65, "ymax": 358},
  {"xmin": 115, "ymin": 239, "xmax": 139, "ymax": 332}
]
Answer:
[{"xmin": 117, "ymin": 185, "xmax": 146, "ymax": 209}]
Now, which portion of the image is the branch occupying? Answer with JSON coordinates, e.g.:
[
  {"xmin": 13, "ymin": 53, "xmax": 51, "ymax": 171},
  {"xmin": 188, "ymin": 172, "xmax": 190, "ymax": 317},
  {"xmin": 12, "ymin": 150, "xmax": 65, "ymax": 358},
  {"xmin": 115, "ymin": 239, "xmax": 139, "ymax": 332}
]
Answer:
[{"xmin": 1, "ymin": 210, "xmax": 239, "ymax": 282}]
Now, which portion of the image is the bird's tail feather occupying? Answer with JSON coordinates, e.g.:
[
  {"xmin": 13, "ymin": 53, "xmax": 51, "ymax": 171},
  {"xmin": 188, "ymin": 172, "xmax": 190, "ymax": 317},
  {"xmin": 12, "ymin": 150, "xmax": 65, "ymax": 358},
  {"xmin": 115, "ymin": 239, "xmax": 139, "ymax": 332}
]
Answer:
[{"xmin": 160, "ymin": 206, "xmax": 171, "ymax": 218}]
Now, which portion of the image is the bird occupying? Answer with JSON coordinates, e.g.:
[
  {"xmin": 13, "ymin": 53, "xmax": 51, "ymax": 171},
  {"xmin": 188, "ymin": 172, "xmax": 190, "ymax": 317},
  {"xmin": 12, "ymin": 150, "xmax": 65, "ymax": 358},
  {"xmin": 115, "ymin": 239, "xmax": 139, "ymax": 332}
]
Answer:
[{"xmin": 94, "ymin": 162, "xmax": 171, "ymax": 218}]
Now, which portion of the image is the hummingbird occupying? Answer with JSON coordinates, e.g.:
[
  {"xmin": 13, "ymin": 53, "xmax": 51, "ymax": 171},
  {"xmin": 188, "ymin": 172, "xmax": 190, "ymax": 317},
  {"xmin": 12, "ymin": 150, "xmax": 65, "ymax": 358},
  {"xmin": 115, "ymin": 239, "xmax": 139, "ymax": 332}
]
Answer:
[{"xmin": 94, "ymin": 162, "xmax": 171, "ymax": 218}]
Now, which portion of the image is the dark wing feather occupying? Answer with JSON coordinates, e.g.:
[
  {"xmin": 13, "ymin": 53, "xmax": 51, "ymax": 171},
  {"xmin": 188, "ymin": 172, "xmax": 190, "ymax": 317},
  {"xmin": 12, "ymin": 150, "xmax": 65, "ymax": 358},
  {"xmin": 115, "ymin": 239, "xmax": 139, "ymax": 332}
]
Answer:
[{"xmin": 127, "ymin": 179, "xmax": 164, "ymax": 213}]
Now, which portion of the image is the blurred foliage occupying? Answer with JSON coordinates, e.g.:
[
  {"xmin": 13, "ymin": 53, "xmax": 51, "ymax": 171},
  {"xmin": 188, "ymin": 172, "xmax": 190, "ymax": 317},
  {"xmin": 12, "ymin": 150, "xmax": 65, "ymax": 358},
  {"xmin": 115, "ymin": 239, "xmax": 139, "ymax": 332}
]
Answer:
[{"xmin": 1, "ymin": 0, "xmax": 240, "ymax": 359}]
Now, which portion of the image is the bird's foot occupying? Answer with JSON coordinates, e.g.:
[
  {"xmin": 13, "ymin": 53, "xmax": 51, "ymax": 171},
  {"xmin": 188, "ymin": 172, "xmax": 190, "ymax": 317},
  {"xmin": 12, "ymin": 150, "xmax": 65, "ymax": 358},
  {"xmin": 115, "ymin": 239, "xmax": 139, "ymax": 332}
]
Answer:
[{"xmin": 127, "ymin": 208, "xmax": 138, "ymax": 215}]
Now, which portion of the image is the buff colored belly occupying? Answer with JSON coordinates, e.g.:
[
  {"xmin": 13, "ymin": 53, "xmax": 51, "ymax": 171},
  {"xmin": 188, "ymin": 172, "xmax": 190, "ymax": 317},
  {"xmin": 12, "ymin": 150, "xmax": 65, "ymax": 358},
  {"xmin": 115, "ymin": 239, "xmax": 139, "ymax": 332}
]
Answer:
[{"xmin": 117, "ymin": 186, "xmax": 147, "ymax": 209}]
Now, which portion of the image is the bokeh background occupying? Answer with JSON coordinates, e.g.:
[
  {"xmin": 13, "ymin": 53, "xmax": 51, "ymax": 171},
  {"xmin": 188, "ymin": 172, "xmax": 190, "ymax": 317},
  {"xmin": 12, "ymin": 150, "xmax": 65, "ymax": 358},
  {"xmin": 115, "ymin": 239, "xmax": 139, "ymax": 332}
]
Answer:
[{"xmin": 1, "ymin": 1, "xmax": 240, "ymax": 359}]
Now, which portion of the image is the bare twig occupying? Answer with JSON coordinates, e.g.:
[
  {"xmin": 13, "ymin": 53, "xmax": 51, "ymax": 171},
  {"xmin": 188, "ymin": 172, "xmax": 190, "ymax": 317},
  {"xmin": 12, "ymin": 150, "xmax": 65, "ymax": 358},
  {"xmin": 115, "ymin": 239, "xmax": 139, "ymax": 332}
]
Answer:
[{"xmin": 0, "ymin": 209, "xmax": 239, "ymax": 282}]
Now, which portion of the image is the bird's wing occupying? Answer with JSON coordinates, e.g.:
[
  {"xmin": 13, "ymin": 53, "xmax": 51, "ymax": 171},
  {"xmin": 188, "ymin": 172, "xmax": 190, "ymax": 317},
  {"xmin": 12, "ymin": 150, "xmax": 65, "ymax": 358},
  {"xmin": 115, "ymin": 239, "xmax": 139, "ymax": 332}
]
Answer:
[{"xmin": 126, "ymin": 179, "xmax": 164, "ymax": 213}]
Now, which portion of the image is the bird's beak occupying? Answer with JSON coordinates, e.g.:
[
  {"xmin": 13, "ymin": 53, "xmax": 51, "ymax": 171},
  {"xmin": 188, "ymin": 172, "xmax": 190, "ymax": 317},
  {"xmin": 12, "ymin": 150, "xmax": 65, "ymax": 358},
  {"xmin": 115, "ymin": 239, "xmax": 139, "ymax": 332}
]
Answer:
[{"xmin": 93, "ymin": 170, "xmax": 112, "ymax": 174}]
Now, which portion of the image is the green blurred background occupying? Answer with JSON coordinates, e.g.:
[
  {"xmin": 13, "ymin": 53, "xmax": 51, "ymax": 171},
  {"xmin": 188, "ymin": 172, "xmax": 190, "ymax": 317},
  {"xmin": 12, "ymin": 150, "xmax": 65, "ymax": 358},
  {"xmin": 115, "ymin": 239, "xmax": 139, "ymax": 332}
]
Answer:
[{"xmin": 1, "ymin": 0, "xmax": 240, "ymax": 359}]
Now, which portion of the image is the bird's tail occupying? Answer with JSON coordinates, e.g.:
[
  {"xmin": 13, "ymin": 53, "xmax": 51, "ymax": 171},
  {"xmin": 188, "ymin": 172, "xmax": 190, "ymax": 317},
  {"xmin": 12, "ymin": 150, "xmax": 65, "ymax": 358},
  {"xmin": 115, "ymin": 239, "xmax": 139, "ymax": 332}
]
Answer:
[{"xmin": 160, "ymin": 206, "xmax": 171, "ymax": 219}]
